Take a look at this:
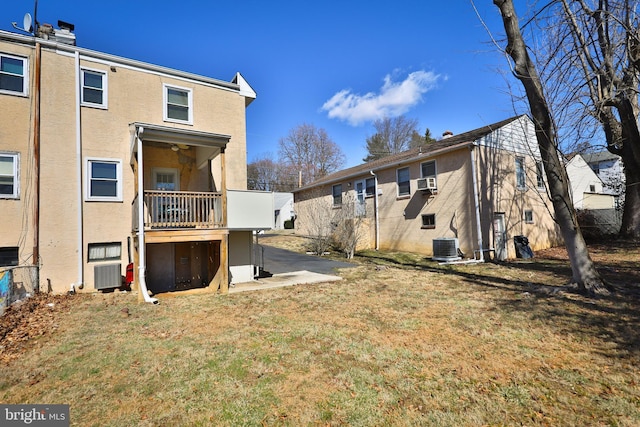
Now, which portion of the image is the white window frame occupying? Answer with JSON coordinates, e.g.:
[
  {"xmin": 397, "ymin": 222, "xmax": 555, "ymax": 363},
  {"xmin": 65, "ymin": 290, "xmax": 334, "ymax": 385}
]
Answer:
[
  {"xmin": 421, "ymin": 213, "xmax": 436, "ymax": 229},
  {"xmin": 85, "ymin": 157, "xmax": 123, "ymax": 202},
  {"xmin": 515, "ymin": 157, "xmax": 526, "ymax": 190},
  {"xmin": 332, "ymin": 184, "xmax": 342, "ymax": 206},
  {"xmin": 536, "ymin": 161, "xmax": 545, "ymax": 190},
  {"xmin": 524, "ymin": 210, "xmax": 534, "ymax": 224},
  {"xmin": 163, "ymin": 84, "xmax": 193, "ymax": 124},
  {"xmin": 397, "ymin": 167, "xmax": 411, "ymax": 197},
  {"xmin": 81, "ymin": 68, "xmax": 108, "ymax": 109},
  {"xmin": 0, "ymin": 53, "xmax": 28, "ymax": 96},
  {"xmin": 0, "ymin": 152, "xmax": 19, "ymax": 199}
]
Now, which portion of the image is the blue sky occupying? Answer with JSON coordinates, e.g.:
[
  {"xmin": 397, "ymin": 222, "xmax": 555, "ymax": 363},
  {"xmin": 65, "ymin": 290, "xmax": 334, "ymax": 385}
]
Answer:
[{"xmin": 3, "ymin": 1, "xmax": 529, "ymax": 168}]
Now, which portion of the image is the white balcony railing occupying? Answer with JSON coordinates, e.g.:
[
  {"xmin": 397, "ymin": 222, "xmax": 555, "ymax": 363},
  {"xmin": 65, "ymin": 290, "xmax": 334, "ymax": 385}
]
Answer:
[{"xmin": 134, "ymin": 190, "xmax": 223, "ymax": 229}]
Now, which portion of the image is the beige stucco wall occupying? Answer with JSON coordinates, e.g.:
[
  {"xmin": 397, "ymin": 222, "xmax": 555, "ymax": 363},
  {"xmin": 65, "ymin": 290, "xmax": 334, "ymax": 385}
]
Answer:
[
  {"xmin": 295, "ymin": 142, "xmax": 561, "ymax": 260},
  {"xmin": 1, "ymin": 36, "xmax": 252, "ymax": 293},
  {"xmin": 0, "ymin": 42, "xmax": 36, "ymax": 267}
]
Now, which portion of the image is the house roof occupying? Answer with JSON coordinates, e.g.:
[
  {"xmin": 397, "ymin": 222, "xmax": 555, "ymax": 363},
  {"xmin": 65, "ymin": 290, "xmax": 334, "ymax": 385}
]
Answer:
[
  {"xmin": 583, "ymin": 151, "xmax": 621, "ymax": 164},
  {"xmin": 293, "ymin": 115, "xmax": 524, "ymax": 192}
]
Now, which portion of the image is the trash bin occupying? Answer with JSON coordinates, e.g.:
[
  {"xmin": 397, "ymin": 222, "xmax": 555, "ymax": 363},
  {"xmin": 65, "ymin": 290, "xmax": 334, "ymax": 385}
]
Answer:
[{"xmin": 514, "ymin": 235, "xmax": 534, "ymax": 259}]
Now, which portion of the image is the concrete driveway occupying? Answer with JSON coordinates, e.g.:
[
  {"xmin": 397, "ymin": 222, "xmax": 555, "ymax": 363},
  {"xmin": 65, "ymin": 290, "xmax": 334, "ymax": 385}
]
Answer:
[{"xmin": 229, "ymin": 245, "xmax": 354, "ymax": 294}]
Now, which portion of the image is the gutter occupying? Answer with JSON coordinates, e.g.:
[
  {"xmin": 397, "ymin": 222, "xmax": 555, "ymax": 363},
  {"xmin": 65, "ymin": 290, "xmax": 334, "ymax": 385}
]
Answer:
[{"xmin": 294, "ymin": 141, "xmax": 474, "ymax": 192}]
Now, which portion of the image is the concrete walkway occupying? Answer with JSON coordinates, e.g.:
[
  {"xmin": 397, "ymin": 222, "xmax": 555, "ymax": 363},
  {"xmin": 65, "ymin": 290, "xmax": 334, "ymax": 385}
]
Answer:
[{"xmin": 229, "ymin": 270, "xmax": 342, "ymax": 294}]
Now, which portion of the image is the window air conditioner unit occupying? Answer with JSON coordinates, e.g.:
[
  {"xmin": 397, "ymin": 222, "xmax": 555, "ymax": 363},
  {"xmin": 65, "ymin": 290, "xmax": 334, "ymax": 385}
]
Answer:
[
  {"xmin": 94, "ymin": 263, "xmax": 122, "ymax": 290},
  {"xmin": 432, "ymin": 238, "xmax": 461, "ymax": 262},
  {"xmin": 417, "ymin": 177, "xmax": 437, "ymax": 191}
]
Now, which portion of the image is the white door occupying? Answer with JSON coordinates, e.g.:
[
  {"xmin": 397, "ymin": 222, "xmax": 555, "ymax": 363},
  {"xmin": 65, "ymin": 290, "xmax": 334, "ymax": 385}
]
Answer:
[{"xmin": 493, "ymin": 213, "xmax": 507, "ymax": 261}]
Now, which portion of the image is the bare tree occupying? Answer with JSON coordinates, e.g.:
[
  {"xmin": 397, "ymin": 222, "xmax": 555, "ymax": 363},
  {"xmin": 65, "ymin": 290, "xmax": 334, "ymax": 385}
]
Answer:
[
  {"xmin": 295, "ymin": 188, "xmax": 335, "ymax": 256},
  {"xmin": 363, "ymin": 115, "xmax": 421, "ymax": 161},
  {"xmin": 531, "ymin": 0, "xmax": 640, "ymax": 238},
  {"xmin": 331, "ymin": 192, "xmax": 368, "ymax": 259},
  {"xmin": 494, "ymin": 0, "xmax": 609, "ymax": 295},
  {"xmin": 278, "ymin": 124, "xmax": 345, "ymax": 187},
  {"xmin": 247, "ymin": 154, "xmax": 298, "ymax": 192}
]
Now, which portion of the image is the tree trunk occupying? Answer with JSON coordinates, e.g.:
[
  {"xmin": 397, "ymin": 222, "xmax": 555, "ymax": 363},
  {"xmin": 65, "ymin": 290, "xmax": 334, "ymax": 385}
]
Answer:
[{"xmin": 494, "ymin": 0, "xmax": 609, "ymax": 295}]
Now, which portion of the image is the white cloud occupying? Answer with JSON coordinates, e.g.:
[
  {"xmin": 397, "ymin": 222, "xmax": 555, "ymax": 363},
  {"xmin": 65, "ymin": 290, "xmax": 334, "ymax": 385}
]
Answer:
[{"xmin": 321, "ymin": 70, "xmax": 442, "ymax": 126}]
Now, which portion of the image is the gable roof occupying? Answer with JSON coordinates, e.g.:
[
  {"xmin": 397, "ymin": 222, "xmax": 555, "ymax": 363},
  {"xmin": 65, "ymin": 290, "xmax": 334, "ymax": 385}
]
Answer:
[
  {"xmin": 294, "ymin": 115, "xmax": 525, "ymax": 192},
  {"xmin": 583, "ymin": 151, "xmax": 621, "ymax": 164}
]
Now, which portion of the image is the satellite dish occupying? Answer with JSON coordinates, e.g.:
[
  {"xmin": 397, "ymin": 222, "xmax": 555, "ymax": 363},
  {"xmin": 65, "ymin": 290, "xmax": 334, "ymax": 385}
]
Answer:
[{"xmin": 23, "ymin": 13, "xmax": 33, "ymax": 33}]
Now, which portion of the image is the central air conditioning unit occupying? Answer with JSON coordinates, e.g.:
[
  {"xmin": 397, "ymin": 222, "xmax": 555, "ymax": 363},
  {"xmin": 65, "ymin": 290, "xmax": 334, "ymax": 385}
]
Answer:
[
  {"xmin": 432, "ymin": 238, "xmax": 461, "ymax": 262},
  {"xmin": 94, "ymin": 263, "xmax": 122, "ymax": 290},
  {"xmin": 417, "ymin": 177, "xmax": 437, "ymax": 191}
]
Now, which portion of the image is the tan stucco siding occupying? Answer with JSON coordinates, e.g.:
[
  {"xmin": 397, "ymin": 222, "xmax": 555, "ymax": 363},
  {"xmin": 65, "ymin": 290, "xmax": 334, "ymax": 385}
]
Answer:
[
  {"xmin": 1, "ymin": 37, "xmax": 252, "ymax": 293},
  {"xmin": 374, "ymin": 149, "xmax": 477, "ymax": 256}
]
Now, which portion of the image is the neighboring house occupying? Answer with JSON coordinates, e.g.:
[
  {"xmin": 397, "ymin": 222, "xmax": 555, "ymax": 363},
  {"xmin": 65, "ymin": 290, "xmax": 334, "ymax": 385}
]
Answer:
[
  {"xmin": 294, "ymin": 115, "xmax": 562, "ymax": 261},
  {"xmin": 0, "ymin": 27, "xmax": 272, "ymax": 301},
  {"xmin": 583, "ymin": 150, "xmax": 625, "ymax": 208},
  {"xmin": 565, "ymin": 154, "xmax": 620, "ymax": 235},
  {"xmin": 273, "ymin": 192, "xmax": 295, "ymax": 229}
]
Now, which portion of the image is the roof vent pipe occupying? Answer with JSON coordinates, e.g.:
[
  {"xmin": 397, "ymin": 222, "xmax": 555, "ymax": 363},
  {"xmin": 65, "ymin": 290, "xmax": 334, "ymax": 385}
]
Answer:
[{"xmin": 442, "ymin": 130, "xmax": 453, "ymax": 139}]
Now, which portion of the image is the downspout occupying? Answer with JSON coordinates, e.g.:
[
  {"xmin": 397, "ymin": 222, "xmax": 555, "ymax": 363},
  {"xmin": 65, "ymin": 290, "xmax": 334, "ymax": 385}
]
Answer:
[
  {"xmin": 32, "ymin": 42, "xmax": 41, "ymax": 268},
  {"xmin": 470, "ymin": 144, "xmax": 484, "ymax": 262},
  {"xmin": 370, "ymin": 170, "xmax": 379, "ymax": 250},
  {"xmin": 74, "ymin": 50, "xmax": 84, "ymax": 290},
  {"xmin": 136, "ymin": 127, "xmax": 158, "ymax": 304}
]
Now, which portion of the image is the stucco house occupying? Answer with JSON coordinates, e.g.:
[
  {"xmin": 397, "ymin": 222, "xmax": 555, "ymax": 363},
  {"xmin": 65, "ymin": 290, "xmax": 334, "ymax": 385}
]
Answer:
[
  {"xmin": 294, "ymin": 115, "xmax": 562, "ymax": 261},
  {"xmin": 0, "ymin": 26, "xmax": 272, "ymax": 303}
]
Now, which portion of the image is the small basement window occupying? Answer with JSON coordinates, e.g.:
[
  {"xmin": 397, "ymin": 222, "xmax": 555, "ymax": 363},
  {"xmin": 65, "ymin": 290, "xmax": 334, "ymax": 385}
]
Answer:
[
  {"xmin": 421, "ymin": 214, "xmax": 436, "ymax": 229},
  {"xmin": 88, "ymin": 242, "xmax": 122, "ymax": 262},
  {"xmin": 0, "ymin": 247, "xmax": 19, "ymax": 267}
]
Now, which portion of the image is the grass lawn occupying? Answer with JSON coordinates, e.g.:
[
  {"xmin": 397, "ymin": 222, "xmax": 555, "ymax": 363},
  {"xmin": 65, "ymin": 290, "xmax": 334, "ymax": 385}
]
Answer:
[{"xmin": 1, "ymin": 235, "xmax": 639, "ymax": 426}]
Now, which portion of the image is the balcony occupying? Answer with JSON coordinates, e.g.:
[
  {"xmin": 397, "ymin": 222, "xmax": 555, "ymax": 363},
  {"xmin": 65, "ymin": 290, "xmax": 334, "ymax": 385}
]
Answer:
[{"xmin": 133, "ymin": 190, "xmax": 223, "ymax": 230}]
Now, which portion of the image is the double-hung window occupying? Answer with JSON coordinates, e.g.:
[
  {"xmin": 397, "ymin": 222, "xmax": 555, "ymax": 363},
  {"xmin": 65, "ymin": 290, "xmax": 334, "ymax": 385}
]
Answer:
[
  {"xmin": 164, "ymin": 84, "xmax": 192, "ymax": 124},
  {"xmin": 0, "ymin": 153, "xmax": 19, "ymax": 199},
  {"xmin": 86, "ymin": 158, "xmax": 122, "ymax": 202},
  {"xmin": 0, "ymin": 54, "xmax": 27, "ymax": 96},
  {"xmin": 332, "ymin": 184, "xmax": 342, "ymax": 206},
  {"xmin": 81, "ymin": 69, "xmax": 107, "ymax": 108},
  {"xmin": 515, "ymin": 157, "xmax": 526, "ymax": 190},
  {"xmin": 365, "ymin": 177, "xmax": 376, "ymax": 197},
  {"xmin": 397, "ymin": 167, "xmax": 410, "ymax": 197},
  {"xmin": 88, "ymin": 242, "xmax": 122, "ymax": 262},
  {"xmin": 536, "ymin": 161, "xmax": 545, "ymax": 189}
]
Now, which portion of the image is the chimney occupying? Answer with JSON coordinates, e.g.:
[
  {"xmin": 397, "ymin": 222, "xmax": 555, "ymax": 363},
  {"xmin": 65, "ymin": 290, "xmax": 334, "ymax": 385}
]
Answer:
[{"xmin": 442, "ymin": 130, "xmax": 453, "ymax": 139}]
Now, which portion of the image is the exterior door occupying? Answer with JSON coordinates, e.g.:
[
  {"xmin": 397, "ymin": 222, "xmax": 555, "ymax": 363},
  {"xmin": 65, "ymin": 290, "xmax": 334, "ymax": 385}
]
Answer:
[
  {"xmin": 152, "ymin": 168, "xmax": 179, "ymax": 223},
  {"xmin": 493, "ymin": 213, "xmax": 507, "ymax": 261}
]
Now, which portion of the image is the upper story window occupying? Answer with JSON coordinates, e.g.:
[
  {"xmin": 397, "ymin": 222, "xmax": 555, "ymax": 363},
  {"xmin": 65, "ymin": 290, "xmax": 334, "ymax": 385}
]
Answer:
[
  {"xmin": 0, "ymin": 54, "xmax": 28, "ymax": 96},
  {"xmin": 0, "ymin": 153, "xmax": 19, "ymax": 199},
  {"xmin": 86, "ymin": 158, "xmax": 122, "ymax": 202},
  {"xmin": 81, "ymin": 69, "xmax": 107, "ymax": 108},
  {"xmin": 397, "ymin": 167, "xmax": 410, "ymax": 197},
  {"xmin": 536, "ymin": 161, "xmax": 545, "ymax": 189},
  {"xmin": 332, "ymin": 184, "xmax": 342, "ymax": 206},
  {"xmin": 164, "ymin": 84, "xmax": 192, "ymax": 124},
  {"xmin": 515, "ymin": 157, "xmax": 526, "ymax": 190}
]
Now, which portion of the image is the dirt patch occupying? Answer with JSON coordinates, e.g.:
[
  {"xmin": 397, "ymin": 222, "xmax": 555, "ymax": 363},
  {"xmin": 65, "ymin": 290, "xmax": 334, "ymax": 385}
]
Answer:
[{"xmin": 0, "ymin": 293, "xmax": 74, "ymax": 363}]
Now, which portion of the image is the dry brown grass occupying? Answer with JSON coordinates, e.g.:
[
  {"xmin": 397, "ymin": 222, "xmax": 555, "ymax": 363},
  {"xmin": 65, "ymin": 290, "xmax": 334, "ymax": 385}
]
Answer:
[{"xmin": 1, "ymin": 238, "xmax": 639, "ymax": 426}]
